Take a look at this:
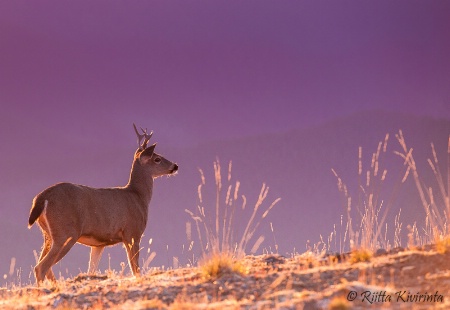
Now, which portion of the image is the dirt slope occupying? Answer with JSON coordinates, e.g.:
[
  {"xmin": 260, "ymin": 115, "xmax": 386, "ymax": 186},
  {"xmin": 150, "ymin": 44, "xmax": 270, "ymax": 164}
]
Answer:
[{"xmin": 1, "ymin": 246, "xmax": 449, "ymax": 309}]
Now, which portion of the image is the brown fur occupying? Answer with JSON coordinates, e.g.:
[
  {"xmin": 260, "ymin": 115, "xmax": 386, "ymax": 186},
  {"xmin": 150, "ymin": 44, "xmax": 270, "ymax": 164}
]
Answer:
[{"xmin": 28, "ymin": 142, "xmax": 177, "ymax": 284}]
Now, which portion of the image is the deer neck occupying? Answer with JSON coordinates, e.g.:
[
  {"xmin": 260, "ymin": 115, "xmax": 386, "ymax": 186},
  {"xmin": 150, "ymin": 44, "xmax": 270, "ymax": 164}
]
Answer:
[{"xmin": 126, "ymin": 160, "xmax": 154, "ymax": 205}]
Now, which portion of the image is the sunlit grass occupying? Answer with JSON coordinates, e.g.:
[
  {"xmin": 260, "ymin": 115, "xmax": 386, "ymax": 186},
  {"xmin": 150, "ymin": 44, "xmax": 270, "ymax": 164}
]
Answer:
[
  {"xmin": 329, "ymin": 131, "xmax": 450, "ymax": 264},
  {"xmin": 435, "ymin": 235, "xmax": 450, "ymax": 254},
  {"xmin": 349, "ymin": 248, "xmax": 372, "ymax": 264},
  {"xmin": 328, "ymin": 295, "xmax": 351, "ymax": 310},
  {"xmin": 199, "ymin": 253, "xmax": 246, "ymax": 279},
  {"xmin": 331, "ymin": 133, "xmax": 398, "ymax": 257},
  {"xmin": 186, "ymin": 159, "xmax": 280, "ymax": 279},
  {"xmin": 395, "ymin": 130, "xmax": 450, "ymax": 245}
]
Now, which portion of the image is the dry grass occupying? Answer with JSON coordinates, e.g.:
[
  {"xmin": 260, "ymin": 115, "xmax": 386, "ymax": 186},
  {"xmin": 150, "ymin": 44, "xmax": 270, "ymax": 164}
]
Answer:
[
  {"xmin": 186, "ymin": 159, "xmax": 280, "ymax": 279},
  {"xmin": 331, "ymin": 133, "xmax": 400, "ymax": 258},
  {"xmin": 2, "ymin": 249, "xmax": 450, "ymax": 309},
  {"xmin": 331, "ymin": 131, "xmax": 450, "ymax": 261},
  {"xmin": 199, "ymin": 253, "xmax": 246, "ymax": 279},
  {"xmin": 435, "ymin": 236, "xmax": 450, "ymax": 254},
  {"xmin": 395, "ymin": 131, "xmax": 450, "ymax": 245},
  {"xmin": 348, "ymin": 248, "xmax": 372, "ymax": 264},
  {"xmin": 328, "ymin": 296, "xmax": 351, "ymax": 310}
]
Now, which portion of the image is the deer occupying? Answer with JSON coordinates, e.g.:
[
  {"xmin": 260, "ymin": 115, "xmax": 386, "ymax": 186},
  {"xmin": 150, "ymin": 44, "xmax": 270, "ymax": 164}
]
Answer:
[{"xmin": 28, "ymin": 124, "xmax": 178, "ymax": 284}]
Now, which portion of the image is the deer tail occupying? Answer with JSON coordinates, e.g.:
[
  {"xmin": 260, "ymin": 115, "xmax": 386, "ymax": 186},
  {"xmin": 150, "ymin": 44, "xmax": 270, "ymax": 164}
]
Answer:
[{"xmin": 28, "ymin": 197, "xmax": 48, "ymax": 228}]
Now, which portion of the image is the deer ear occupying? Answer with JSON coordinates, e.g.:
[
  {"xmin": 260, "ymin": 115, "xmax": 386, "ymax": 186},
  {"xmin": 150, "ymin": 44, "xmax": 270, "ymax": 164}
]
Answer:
[{"xmin": 139, "ymin": 143, "xmax": 156, "ymax": 159}]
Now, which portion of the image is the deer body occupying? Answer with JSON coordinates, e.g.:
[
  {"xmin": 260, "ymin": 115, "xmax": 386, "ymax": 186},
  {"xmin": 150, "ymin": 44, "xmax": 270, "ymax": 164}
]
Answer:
[{"xmin": 28, "ymin": 125, "xmax": 177, "ymax": 284}]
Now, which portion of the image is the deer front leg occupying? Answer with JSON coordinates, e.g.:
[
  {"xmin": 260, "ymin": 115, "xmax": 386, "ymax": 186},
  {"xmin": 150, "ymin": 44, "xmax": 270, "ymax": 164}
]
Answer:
[
  {"xmin": 88, "ymin": 246, "xmax": 105, "ymax": 274},
  {"xmin": 124, "ymin": 237, "xmax": 141, "ymax": 276}
]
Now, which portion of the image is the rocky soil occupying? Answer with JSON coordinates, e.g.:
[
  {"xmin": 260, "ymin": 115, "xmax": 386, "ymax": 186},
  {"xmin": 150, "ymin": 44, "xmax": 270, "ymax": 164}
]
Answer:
[{"xmin": 1, "ymin": 246, "xmax": 449, "ymax": 309}]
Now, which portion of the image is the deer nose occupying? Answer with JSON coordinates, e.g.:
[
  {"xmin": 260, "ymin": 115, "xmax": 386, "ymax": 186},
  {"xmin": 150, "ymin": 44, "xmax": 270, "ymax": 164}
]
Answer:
[{"xmin": 172, "ymin": 164, "xmax": 179, "ymax": 173}]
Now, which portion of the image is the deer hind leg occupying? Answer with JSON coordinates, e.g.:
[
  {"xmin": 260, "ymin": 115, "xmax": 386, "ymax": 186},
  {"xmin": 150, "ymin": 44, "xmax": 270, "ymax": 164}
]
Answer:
[
  {"xmin": 88, "ymin": 246, "xmax": 105, "ymax": 274},
  {"xmin": 34, "ymin": 235, "xmax": 77, "ymax": 284},
  {"xmin": 37, "ymin": 232, "xmax": 56, "ymax": 281},
  {"xmin": 36, "ymin": 219, "xmax": 57, "ymax": 281},
  {"xmin": 124, "ymin": 236, "xmax": 141, "ymax": 276}
]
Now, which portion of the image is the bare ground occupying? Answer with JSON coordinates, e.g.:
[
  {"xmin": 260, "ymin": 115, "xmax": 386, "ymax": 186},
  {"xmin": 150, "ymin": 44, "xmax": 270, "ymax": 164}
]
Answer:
[{"xmin": 1, "ymin": 246, "xmax": 449, "ymax": 309}]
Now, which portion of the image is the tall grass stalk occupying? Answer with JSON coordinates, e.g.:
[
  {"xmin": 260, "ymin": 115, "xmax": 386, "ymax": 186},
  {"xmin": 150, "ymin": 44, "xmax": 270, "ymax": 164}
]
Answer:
[
  {"xmin": 332, "ymin": 134, "xmax": 403, "ymax": 252},
  {"xmin": 394, "ymin": 130, "xmax": 450, "ymax": 243},
  {"xmin": 185, "ymin": 159, "xmax": 281, "ymax": 261}
]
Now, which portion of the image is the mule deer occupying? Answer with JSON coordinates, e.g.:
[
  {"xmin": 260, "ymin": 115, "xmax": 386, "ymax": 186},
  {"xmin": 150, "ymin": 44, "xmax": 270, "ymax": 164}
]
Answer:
[{"xmin": 28, "ymin": 124, "xmax": 178, "ymax": 284}]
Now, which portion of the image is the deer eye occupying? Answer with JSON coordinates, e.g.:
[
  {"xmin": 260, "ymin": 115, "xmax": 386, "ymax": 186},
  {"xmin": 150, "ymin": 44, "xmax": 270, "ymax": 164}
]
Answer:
[{"xmin": 154, "ymin": 157, "xmax": 162, "ymax": 164}]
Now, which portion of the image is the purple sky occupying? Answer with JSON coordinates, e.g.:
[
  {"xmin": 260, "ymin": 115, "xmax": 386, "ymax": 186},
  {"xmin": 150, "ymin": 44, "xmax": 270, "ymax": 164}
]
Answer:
[
  {"xmin": 1, "ymin": 1, "xmax": 449, "ymax": 147},
  {"xmin": 1, "ymin": 1, "xmax": 450, "ymax": 276}
]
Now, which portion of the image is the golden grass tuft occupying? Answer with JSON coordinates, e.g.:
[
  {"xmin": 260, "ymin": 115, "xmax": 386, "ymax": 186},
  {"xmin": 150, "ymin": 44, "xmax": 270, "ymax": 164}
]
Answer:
[
  {"xmin": 135, "ymin": 298, "xmax": 165, "ymax": 309},
  {"xmin": 328, "ymin": 295, "xmax": 351, "ymax": 310},
  {"xmin": 349, "ymin": 248, "xmax": 372, "ymax": 264},
  {"xmin": 199, "ymin": 253, "xmax": 246, "ymax": 279},
  {"xmin": 435, "ymin": 236, "xmax": 450, "ymax": 254}
]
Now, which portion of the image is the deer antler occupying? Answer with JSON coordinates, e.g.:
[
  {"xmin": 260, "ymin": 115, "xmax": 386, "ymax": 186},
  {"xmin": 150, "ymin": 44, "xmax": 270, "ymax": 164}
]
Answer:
[{"xmin": 133, "ymin": 123, "xmax": 153, "ymax": 150}]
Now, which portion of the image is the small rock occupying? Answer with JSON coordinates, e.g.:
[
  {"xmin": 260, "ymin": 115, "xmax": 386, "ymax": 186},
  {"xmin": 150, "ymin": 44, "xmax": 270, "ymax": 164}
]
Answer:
[
  {"xmin": 389, "ymin": 247, "xmax": 405, "ymax": 254},
  {"xmin": 263, "ymin": 255, "xmax": 286, "ymax": 266},
  {"xmin": 374, "ymin": 248, "xmax": 388, "ymax": 257}
]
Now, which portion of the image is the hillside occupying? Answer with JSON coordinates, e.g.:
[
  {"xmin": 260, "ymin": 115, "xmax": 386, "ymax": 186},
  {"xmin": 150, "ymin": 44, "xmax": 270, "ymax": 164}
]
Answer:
[{"xmin": 1, "ymin": 246, "xmax": 449, "ymax": 309}]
